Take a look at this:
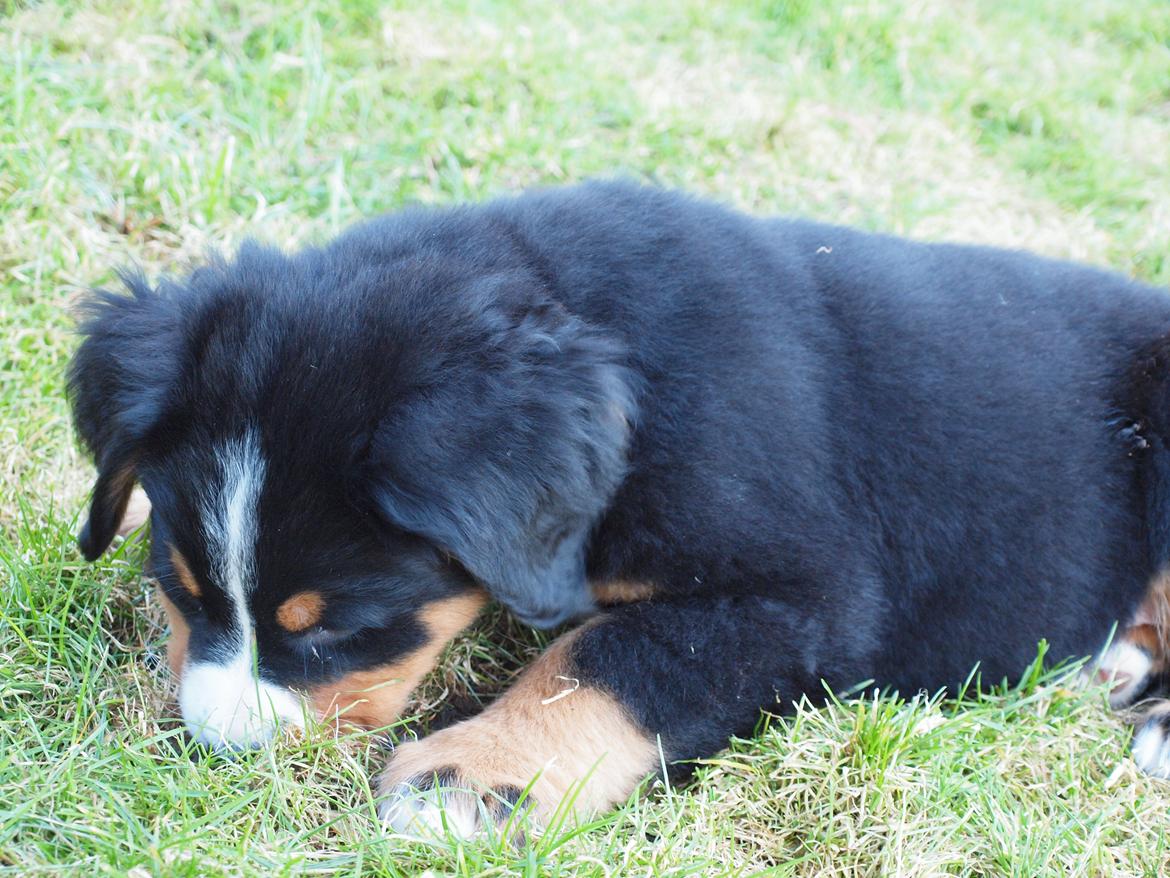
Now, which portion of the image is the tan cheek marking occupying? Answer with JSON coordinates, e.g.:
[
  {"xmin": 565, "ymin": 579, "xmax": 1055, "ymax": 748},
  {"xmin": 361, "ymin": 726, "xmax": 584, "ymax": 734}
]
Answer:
[
  {"xmin": 155, "ymin": 586, "xmax": 190, "ymax": 680},
  {"xmin": 169, "ymin": 547, "xmax": 201, "ymax": 599},
  {"xmin": 591, "ymin": 579, "xmax": 656, "ymax": 605},
  {"xmin": 276, "ymin": 591, "xmax": 325, "ymax": 633},
  {"xmin": 378, "ymin": 619, "xmax": 658, "ymax": 824},
  {"xmin": 310, "ymin": 589, "xmax": 488, "ymax": 729}
]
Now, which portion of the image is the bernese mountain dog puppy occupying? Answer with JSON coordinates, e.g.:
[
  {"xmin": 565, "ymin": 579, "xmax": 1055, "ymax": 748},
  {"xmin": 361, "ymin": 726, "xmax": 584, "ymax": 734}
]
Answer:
[{"xmin": 69, "ymin": 181, "xmax": 1170, "ymax": 838}]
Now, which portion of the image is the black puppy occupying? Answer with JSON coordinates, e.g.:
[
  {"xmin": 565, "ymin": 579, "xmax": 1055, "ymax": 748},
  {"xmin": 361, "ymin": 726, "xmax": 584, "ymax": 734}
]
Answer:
[{"xmin": 69, "ymin": 181, "xmax": 1170, "ymax": 837}]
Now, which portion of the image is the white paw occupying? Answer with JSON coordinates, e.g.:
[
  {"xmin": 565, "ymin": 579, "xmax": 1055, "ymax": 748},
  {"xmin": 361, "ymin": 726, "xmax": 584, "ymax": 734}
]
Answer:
[
  {"xmin": 1132, "ymin": 711, "xmax": 1170, "ymax": 779},
  {"xmin": 1095, "ymin": 640, "xmax": 1153, "ymax": 709},
  {"xmin": 377, "ymin": 773, "xmax": 527, "ymax": 842},
  {"xmin": 379, "ymin": 781, "xmax": 480, "ymax": 840}
]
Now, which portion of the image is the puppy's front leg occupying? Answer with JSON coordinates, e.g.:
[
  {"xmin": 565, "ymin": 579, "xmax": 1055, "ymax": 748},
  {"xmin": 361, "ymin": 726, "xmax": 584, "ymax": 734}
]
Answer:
[
  {"xmin": 377, "ymin": 618, "xmax": 658, "ymax": 839},
  {"xmin": 377, "ymin": 596, "xmax": 839, "ymax": 839}
]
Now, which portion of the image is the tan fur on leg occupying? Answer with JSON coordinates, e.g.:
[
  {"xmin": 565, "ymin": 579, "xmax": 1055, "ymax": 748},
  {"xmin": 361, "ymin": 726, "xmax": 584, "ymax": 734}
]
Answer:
[
  {"xmin": 590, "ymin": 579, "xmax": 656, "ymax": 605},
  {"xmin": 1098, "ymin": 573, "xmax": 1170, "ymax": 709},
  {"xmin": 376, "ymin": 621, "xmax": 657, "ymax": 839}
]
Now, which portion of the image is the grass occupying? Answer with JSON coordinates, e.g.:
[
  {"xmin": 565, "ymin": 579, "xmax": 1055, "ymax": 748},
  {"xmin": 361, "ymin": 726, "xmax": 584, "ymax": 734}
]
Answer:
[{"xmin": 2, "ymin": 0, "xmax": 1170, "ymax": 873}]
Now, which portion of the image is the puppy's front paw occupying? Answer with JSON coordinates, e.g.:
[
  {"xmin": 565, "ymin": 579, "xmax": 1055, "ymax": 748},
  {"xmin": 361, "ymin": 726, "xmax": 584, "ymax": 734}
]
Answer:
[
  {"xmin": 374, "ymin": 626, "xmax": 658, "ymax": 842},
  {"xmin": 378, "ymin": 767, "xmax": 528, "ymax": 841},
  {"xmin": 376, "ymin": 733, "xmax": 534, "ymax": 842}
]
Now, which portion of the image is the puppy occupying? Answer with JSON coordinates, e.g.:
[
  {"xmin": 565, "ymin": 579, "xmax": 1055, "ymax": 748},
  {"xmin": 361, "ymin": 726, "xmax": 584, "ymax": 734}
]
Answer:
[{"xmin": 69, "ymin": 181, "xmax": 1170, "ymax": 837}]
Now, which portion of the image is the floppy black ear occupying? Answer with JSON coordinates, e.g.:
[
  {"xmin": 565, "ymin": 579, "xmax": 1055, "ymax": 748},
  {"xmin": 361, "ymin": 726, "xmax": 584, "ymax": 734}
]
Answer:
[
  {"xmin": 67, "ymin": 272, "xmax": 180, "ymax": 561},
  {"xmin": 367, "ymin": 275, "xmax": 637, "ymax": 628}
]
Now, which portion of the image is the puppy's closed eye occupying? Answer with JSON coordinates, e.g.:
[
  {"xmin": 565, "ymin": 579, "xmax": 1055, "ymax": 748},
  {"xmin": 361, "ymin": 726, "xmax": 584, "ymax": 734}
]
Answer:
[{"xmin": 298, "ymin": 624, "xmax": 358, "ymax": 648}]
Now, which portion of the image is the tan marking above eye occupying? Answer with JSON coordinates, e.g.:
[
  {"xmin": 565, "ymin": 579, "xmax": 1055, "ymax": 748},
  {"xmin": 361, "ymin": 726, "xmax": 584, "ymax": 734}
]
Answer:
[
  {"xmin": 169, "ymin": 547, "xmax": 202, "ymax": 598},
  {"xmin": 276, "ymin": 591, "xmax": 326, "ymax": 633}
]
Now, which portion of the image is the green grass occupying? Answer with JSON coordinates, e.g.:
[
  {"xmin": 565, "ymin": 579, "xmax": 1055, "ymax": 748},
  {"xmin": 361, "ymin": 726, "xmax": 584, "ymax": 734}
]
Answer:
[{"xmin": 3, "ymin": 0, "xmax": 1170, "ymax": 874}]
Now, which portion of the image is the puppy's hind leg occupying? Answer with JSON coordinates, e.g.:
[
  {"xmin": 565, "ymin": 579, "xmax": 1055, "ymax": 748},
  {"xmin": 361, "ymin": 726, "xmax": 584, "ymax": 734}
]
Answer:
[
  {"xmin": 1096, "ymin": 573, "xmax": 1170, "ymax": 778},
  {"xmin": 1095, "ymin": 573, "xmax": 1170, "ymax": 710}
]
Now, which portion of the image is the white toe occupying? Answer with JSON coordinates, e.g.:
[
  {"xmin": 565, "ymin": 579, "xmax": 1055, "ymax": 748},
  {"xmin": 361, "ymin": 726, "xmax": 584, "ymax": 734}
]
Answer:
[
  {"xmin": 378, "ymin": 783, "xmax": 480, "ymax": 840},
  {"xmin": 1132, "ymin": 716, "xmax": 1170, "ymax": 779}
]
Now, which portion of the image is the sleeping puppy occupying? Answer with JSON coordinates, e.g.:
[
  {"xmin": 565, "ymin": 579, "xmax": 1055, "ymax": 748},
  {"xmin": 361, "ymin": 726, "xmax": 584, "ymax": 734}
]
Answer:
[{"xmin": 69, "ymin": 181, "xmax": 1170, "ymax": 838}]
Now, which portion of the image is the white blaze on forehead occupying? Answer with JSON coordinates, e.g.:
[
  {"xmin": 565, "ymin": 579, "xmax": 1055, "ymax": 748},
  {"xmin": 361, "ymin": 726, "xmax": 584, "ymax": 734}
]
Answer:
[
  {"xmin": 206, "ymin": 429, "xmax": 266, "ymax": 646},
  {"xmin": 180, "ymin": 428, "xmax": 304, "ymax": 750}
]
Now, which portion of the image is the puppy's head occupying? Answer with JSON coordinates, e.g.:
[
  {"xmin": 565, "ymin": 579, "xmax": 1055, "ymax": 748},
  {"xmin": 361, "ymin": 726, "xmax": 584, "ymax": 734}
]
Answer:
[{"xmin": 68, "ymin": 237, "xmax": 634, "ymax": 750}]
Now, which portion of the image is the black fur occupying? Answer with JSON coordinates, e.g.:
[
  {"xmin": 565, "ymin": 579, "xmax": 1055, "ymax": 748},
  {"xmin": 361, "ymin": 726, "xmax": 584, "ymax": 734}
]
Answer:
[
  {"xmin": 69, "ymin": 181, "xmax": 1170, "ymax": 771},
  {"xmin": 68, "ymin": 276, "xmax": 183, "ymax": 560}
]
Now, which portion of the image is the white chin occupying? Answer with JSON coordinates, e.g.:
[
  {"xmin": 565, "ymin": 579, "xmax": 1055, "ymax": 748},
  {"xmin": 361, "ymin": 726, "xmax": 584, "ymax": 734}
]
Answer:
[{"xmin": 179, "ymin": 658, "xmax": 304, "ymax": 751}]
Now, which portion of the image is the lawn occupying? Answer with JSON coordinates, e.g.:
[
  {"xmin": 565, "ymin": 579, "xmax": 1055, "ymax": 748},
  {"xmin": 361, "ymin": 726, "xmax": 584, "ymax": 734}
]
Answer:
[{"xmin": 3, "ymin": 0, "xmax": 1170, "ymax": 874}]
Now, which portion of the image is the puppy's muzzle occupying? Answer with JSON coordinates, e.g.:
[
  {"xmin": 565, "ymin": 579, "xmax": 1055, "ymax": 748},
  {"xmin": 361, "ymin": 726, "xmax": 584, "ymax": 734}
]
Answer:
[{"xmin": 179, "ymin": 658, "xmax": 305, "ymax": 751}]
